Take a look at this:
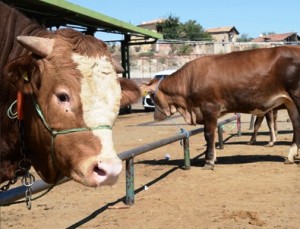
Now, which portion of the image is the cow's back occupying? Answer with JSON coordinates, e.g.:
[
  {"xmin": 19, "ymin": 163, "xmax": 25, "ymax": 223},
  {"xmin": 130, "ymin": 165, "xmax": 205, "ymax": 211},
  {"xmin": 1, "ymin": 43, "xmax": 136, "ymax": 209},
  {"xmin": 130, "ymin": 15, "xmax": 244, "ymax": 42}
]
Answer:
[
  {"xmin": 0, "ymin": 2, "xmax": 48, "ymax": 73},
  {"xmin": 179, "ymin": 47, "xmax": 300, "ymax": 114}
]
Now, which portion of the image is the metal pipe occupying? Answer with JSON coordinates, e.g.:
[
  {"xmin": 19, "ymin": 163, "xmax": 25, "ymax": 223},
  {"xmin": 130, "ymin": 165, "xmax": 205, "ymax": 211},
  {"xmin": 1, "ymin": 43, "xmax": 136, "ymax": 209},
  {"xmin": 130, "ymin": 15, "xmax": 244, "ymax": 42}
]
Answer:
[
  {"xmin": 0, "ymin": 177, "xmax": 70, "ymax": 206},
  {"xmin": 118, "ymin": 127, "xmax": 204, "ymax": 161},
  {"xmin": 0, "ymin": 115, "xmax": 240, "ymax": 206}
]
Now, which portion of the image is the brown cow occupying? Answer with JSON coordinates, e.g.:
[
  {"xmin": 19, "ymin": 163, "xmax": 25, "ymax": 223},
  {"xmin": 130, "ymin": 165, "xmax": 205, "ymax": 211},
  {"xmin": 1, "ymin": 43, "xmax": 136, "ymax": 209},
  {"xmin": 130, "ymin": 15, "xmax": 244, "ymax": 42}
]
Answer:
[
  {"xmin": 0, "ymin": 2, "xmax": 141, "ymax": 187},
  {"xmin": 141, "ymin": 47, "xmax": 300, "ymax": 169}
]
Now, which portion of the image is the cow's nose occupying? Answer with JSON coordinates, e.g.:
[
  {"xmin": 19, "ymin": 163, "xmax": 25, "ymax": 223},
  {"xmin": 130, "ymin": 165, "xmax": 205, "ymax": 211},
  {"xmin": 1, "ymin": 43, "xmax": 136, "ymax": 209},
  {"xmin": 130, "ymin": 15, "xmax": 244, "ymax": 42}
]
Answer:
[{"xmin": 92, "ymin": 157, "xmax": 122, "ymax": 186}]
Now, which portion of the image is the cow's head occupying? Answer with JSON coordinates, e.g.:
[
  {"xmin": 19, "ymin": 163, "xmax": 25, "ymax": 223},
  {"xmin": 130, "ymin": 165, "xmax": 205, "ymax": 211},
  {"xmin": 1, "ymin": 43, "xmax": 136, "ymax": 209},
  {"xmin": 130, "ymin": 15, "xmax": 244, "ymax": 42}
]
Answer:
[
  {"xmin": 5, "ymin": 29, "xmax": 140, "ymax": 187},
  {"xmin": 141, "ymin": 78, "xmax": 176, "ymax": 121}
]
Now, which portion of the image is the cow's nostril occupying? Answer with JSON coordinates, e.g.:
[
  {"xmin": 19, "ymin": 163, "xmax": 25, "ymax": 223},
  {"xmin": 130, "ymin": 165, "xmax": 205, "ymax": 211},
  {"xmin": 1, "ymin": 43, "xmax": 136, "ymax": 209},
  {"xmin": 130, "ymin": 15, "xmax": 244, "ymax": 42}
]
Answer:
[
  {"xmin": 93, "ymin": 164, "xmax": 106, "ymax": 176},
  {"xmin": 88, "ymin": 160, "xmax": 122, "ymax": 186}
]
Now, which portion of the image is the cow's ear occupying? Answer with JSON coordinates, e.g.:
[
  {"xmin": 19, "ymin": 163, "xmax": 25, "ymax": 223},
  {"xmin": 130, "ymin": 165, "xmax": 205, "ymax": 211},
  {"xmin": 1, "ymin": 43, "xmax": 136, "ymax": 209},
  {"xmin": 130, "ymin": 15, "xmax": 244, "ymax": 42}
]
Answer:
[
  {"xmin": 118, "ymin": 78, "xmax": 141, "ymax": 108},
  {"xmin": 4, "ymin": 55, "xmax": 41, "ymax": 94},
  {"xmin": 140, "ymin": 79, "xmax": 157, "ymax": 95},
  {"xmin": 112, "ymin": 59, "xmax": 124, "ymax": 74}
]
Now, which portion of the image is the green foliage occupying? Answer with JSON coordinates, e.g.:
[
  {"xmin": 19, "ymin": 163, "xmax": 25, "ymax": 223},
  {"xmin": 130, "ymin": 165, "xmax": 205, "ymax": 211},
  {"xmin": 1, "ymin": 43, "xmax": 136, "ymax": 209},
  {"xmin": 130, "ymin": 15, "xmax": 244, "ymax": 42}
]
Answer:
[
  {"xmin": 237, "ymin": 33, "xmax": 252, "ymax": 42},
  {"xmin": 179, "ymin": 20, "xmax": 212, "ymax": 41},
  {"xmin": 134, "ymin": 46, "xmax": 141, "ymax": 52},
  {"xmin": 156, "ymin": 15, "xmax": 180, "ymax": 40},
  {"xmin": 169, "ymin": 44, "xmax": 178, "ymax": 55},
  {"xmin": 157, "ymin": 15, "xmax": 212, "ymax": 41},
  {"xmin": 168, "ymin": 43, "xmax": 193, "ymax": 55},
  {"xmin": 176, "ymin": 44, "xmax": 193, "ymax": 55},
  {"xmin": 138, "ymin": 51, "xmax": 155, "ymax": 57},
  {"xmin": 158, "ymin": 57, "xmax": 166, "ymax": 64}
]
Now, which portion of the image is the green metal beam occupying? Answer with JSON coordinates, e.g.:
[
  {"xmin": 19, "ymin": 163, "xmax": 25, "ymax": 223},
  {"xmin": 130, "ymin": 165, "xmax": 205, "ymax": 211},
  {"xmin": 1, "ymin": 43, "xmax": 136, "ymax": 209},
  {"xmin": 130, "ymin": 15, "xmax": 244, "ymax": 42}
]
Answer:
[{"xmin": 37, "ymin": 0, "xmax": 163, "ymax": 39}]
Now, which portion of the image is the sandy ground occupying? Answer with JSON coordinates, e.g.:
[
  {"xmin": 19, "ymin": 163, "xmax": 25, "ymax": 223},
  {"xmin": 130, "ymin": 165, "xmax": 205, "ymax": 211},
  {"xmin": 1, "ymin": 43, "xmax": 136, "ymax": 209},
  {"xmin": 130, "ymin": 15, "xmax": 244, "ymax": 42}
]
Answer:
[{"xmin": 0, "ymin": 105, "xmax": 299, "ymax": 229}]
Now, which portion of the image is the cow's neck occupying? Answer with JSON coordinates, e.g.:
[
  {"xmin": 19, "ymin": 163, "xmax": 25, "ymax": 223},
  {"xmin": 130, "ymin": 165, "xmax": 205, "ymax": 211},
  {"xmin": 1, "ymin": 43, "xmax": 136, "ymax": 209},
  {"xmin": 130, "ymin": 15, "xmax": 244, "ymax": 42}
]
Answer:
[
  {"xmin": 161, "ymin": 73, "xmax": 187, "ymax": 100},
  {"xmin": 160, "ymin": 73, "xmax": 198, "ymax": 124},
  {"xmin": 0, "ymin": 2, "xmax": 49, "ymax": 183}
]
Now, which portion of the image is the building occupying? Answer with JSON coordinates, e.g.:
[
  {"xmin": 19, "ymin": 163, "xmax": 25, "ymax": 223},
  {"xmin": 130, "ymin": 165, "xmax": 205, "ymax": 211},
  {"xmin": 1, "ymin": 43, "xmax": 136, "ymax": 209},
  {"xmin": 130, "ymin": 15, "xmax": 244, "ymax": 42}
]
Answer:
[
  {"xmin": 137, "ymin": 18, "xmax": 164, "ymax": 33},
  {"xmin": 205, "ymin": 26, "xmax": 239, "ymax": 42},
  {"xmin": 251, "ymin": 32, "xmax": 300, "ymax": 43}
]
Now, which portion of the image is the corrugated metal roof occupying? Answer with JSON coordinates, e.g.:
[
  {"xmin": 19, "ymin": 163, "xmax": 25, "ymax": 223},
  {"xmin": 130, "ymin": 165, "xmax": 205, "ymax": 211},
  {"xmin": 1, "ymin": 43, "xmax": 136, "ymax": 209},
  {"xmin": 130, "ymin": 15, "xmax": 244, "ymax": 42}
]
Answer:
[{"xmin": 2, "ymin": 0, "xmax": 163, "ymax": 41}]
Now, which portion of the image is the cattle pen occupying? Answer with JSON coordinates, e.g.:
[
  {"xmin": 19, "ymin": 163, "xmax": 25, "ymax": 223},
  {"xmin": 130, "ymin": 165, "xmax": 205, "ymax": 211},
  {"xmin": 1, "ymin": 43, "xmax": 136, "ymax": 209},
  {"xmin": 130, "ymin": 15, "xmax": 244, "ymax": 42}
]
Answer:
[{"xmin": 0, "ymin": 114, "xmax": 241, "ymax": 207}]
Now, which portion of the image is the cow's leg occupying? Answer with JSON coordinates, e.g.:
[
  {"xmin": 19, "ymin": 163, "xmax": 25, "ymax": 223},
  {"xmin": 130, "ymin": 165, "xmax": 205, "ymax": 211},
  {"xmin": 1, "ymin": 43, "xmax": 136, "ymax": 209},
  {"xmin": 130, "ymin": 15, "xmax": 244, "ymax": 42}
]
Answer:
[
  {"xmin": 265, "ymin": 110, "xmax": 276, "ymax": 147},
  {"xmin": 273, "ymin": 109, "xmax": 278, "ymax": 135},
  {"xmin": 248, "ymin": 115, "xmax": 264, "ymax": 145},
  {"xmin": 203, "ymin": 118, "xmax": 218, "ymax": 170},
  {"xmin": 284, "ymin": 101, "xmax": 300, "ymax": 164}
]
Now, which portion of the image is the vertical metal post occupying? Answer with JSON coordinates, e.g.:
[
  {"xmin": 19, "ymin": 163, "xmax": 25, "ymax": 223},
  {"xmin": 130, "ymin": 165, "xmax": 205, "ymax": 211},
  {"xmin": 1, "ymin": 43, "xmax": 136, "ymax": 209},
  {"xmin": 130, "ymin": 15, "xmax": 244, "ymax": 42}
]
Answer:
[
  {"xmin": 120, "ymin": 34, "xmax": 132, "ymax": 114},
  {"xmin": 182, "ymin": 138, "xmax": 191, "ymax": 169},
  {"xmin": 218, "ymin": 126, "xmax": 224, "ymax": 149},
  {"xmin": 121, "ymin": 35, "xmax": 131, "ymax": 80},
  {"xmin": 125, "ymin": 157, "xmax": 134, "ymax": 206},
  {"xmin": 237, "ymin": 114, "xmax": 242, "ymax": 136}
]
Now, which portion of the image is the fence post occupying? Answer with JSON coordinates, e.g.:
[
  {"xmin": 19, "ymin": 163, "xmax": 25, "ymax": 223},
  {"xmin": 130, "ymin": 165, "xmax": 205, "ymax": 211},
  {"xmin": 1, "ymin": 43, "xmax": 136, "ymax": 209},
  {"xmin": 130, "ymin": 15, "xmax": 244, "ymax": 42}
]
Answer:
[
  {"xmin": 125, "ymin": 157, "xmax": 134, "ymax": 205},
  {"xmin": 217, "ymin": 126, "xmax": 224, "ymax": 149},
  {"xmin": 182, "ymin": 138, "xmax": 191, "ymax": 169},
  {"xmin": 236, "ymin": 114, "xmax": 242, "ymax": 136}
]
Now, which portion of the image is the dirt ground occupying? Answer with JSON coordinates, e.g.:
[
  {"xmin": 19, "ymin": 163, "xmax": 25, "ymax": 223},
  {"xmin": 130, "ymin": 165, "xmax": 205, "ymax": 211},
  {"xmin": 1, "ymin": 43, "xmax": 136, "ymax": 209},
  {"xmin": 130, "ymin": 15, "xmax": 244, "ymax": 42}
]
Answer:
[{"xmin": 1, "ymin": 106, "xmax": 299, "ymax": 229}]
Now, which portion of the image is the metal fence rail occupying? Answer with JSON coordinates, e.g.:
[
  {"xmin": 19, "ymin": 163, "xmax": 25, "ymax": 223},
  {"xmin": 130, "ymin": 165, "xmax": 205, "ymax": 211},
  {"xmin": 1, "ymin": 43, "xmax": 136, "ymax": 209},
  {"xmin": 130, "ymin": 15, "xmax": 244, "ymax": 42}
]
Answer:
[{"xmin": 0, "ymin": 114, "xmax": 241, "ymax": 207}]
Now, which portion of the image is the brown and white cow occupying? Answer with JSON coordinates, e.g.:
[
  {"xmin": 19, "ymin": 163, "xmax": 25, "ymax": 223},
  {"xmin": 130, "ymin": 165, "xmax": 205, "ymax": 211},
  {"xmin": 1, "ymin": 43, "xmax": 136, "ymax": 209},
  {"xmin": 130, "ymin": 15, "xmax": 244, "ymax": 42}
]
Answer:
[
  {"xmin": 0, "ymin": 2, "xmax": 141, "ymax": 187},
  {"xmin": 141, "ymin": 47, "xmax": 300, "ymax": 169}
]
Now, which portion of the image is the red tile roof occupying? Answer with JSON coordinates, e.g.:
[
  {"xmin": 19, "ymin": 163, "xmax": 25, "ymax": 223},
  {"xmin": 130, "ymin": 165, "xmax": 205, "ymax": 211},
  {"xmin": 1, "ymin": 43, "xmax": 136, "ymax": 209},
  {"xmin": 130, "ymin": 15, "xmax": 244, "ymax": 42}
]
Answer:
[
  {"xmin": 252, "ymin": 32, "xmax": 297, "ymax": 42},
  {"xmin": 206, "ymin": 26, "xmax": 239, "ymax": 34}
]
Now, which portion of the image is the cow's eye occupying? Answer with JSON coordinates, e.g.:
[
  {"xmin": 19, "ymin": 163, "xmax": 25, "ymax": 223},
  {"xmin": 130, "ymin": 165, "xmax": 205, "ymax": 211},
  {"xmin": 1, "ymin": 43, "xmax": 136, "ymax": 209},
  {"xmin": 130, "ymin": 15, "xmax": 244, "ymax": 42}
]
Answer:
[{"xmin": 57, "ymin": 93, "xmax": 70, "ymax": 103}]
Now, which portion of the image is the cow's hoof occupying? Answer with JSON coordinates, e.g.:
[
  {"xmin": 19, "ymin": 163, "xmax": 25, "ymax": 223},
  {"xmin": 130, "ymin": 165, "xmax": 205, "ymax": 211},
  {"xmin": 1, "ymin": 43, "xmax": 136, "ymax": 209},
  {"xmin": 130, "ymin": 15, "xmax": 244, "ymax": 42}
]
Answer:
[
  {"xmin": 264, "ymin": 143, "xmax": 274, "ymax": 147},
  {"xmin": 283, "ymin": 158, "xmax": 294, "ymax": 164},
  {"xmin": 202, "ymin": 162, "xmax": 215, "ymax": 170},
  {"xmin": 247, "ymin": 140, "xmax": 255, "ymax": 145}
]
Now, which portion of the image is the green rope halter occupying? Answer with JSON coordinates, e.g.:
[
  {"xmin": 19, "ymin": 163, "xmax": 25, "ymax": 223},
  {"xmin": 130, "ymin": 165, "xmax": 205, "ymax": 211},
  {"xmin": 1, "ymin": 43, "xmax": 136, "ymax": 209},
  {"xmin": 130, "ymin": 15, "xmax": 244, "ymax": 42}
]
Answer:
[{"xmin": 31, "ymin": 94, "xmax": 112, "ymax": 168}]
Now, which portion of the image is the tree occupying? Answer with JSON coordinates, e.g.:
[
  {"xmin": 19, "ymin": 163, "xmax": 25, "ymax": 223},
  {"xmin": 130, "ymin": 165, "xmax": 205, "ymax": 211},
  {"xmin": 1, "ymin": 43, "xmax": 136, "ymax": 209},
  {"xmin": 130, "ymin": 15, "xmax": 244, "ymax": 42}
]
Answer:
[
  {"xmin": 157, "ymin": 15, "xmax": 212, "ymax": 41},
  {"xmin": 156, "ymin": 15, "xmax": 180, "ymax": 40},
  {"xmin": 236, "ymin": 33, "xmax": 252, "ymax": 42},
  {"xmin": 179, "ymin": 20, "xmax": 212, "ymax": 41}
]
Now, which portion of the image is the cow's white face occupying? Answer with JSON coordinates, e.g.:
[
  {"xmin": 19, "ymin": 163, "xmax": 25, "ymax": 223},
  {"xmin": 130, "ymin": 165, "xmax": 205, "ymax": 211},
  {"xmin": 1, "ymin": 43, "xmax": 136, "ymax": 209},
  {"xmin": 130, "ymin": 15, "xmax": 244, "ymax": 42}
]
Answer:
[
  {"xmin": 74, "ymin": 54, "xmax": 121, "ymax": 126},
  {"xmin": 71, "ymin": 54, "xmax": 122, "ymax": 186}
]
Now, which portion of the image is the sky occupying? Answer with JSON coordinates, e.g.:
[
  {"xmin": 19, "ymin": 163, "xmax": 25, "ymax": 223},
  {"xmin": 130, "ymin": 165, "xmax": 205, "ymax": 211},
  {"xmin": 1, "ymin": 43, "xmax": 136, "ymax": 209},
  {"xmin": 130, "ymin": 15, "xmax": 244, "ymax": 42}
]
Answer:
[{"xmin": 68, "ymin": 0, "xmax": 300, "ymax": 41}]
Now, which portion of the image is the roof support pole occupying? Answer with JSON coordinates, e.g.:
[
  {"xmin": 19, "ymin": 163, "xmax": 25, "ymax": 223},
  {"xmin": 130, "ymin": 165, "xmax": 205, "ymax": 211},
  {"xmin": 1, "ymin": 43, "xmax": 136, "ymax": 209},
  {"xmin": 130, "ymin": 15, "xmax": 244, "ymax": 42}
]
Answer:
[
  {"xmin": 121, "ymin": 34, "xmax": 131, "ymax": 79},
  {"xmin": 120, "ymin": 34, "xmax": 132, "ymax": 114}
]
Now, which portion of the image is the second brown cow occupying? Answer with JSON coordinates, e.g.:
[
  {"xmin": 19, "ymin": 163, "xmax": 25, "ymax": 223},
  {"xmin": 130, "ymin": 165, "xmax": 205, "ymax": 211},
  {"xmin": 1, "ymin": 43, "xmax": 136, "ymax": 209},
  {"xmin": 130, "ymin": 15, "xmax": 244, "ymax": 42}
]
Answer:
[{"xmin": 142, "ymin": 46, "xmax": 300, "ymax": 169}]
